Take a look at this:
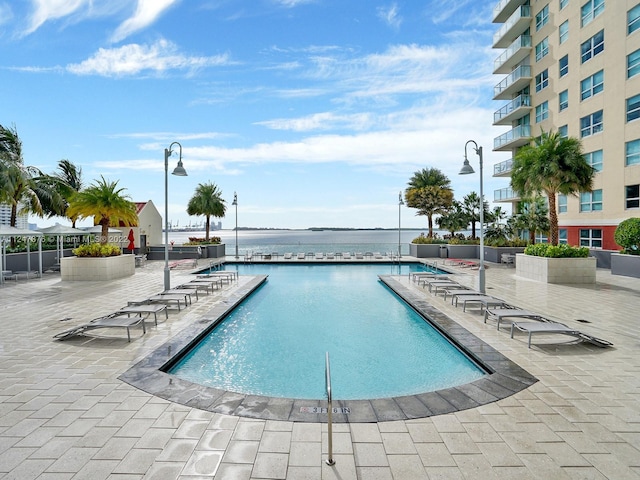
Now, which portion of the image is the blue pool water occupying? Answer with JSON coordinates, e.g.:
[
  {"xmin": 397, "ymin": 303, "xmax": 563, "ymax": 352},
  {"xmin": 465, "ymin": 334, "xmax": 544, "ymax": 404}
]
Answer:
[{"xmin": 169, "ymin": 264, "xmax": 485, "ymax": 400}]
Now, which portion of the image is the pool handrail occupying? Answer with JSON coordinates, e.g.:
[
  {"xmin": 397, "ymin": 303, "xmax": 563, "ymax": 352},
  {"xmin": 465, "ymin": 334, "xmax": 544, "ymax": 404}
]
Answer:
[{"xmin": 325, "ymin": 352, "xmax": 335, "ymax": 466}]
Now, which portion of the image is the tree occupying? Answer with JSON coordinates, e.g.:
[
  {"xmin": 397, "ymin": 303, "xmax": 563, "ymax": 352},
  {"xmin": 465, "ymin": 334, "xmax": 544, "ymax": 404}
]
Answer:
[
  {"xmin": 405, "ymin": 168, "xmax": 453, "ymax": 238},
  {"xmin": 461, "ymin": 192, "xmax": 490, "ymax": 239},
  {"xmin": 436, "ymin": 201, "xmax": 468, "ymax": 237},
  {"xmin": 511, "ymin": 130, "xmax": 595, "ymax": 245},
  {"xmin": 53, "ymin": 159, "xmax": 84, "ymax": 227},
  {"xmin": 512, "ymin": 196, "xmax": 550, "ymax": 243},
  {"xmin": 187, "ymin": 182, "xmax": 226, "ymax": 241},
  {"xmin": 67, "ymin": 176, "xmax": 138, "ymax": 244}
]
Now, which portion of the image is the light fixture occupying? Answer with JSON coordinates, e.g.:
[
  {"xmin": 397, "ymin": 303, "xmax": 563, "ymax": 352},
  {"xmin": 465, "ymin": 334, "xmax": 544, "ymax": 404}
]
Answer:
[
  {"xmin": 232, "ymin": 192, "xmax": 238, "ymax": 259},
  {"xmin": 164, "ymin": 141, "xmax": 187, "ymax": 291}
]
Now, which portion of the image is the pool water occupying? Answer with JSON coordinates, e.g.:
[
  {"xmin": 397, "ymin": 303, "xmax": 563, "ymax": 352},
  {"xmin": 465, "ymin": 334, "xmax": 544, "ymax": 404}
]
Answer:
[{"xmin": 169, "ymin": 264, "xmax": 485, "ymax": 400}]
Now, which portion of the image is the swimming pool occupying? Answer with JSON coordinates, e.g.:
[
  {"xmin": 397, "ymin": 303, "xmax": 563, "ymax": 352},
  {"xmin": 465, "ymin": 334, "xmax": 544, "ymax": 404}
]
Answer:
[{"xmin": 169, "ymin": 264, "xmax": 486, "ymax": 400}]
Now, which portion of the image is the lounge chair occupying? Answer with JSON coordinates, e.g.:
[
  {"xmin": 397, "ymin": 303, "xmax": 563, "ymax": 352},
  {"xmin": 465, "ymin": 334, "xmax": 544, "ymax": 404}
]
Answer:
[
  {"xmin": 2, "ymin": 270, "xmax": 18, "ymax": 282},
  {"xmin": 54, "ymin": 314, "xmax": 146, "ymax": 342},
  {"xmin": 326, "ymin": 252, "xmax": 335, "ymax": 259},
  {"xmin": 453, "ymin": 295, "xmax": 509, "ymax": 313},
  {"xmin": 130, "ymin": 294, "xmax": 188, "ymax": 311},
  {"xmin": 315, "ymin": 252, "xmax": 324, "ymax": 260},
  {"xmin": 162, "ymin": 289, "xmax": 196, "ymax": 303},
  {"xmin": 510, "ymin": 321, "xmax": 613, "ymax": 348},
  {"xmin": 116, "ymin": 304, "xmax": 169, "ymax": 325},
  {"xmin": 342, "ymin": 252, "xmax": 351, "ymax": 259},
  {"xmin": 373, "ymin": 252, "xmax": 383, "ymax": 259},
  {"xmin": 355, "ymin": 252, "xmax": 364, "ymax": 259},
  {"xmin": 444, "ymin": 289, "xmax": 484, "ymax": 303},
  {"xmin": 284, "ymin": 253, "xmax": 293, "ymax": 259},
  {"xmin": 484, "ymin": 308, "xmax": 550, "ymax": 330},
  {"xmin": 297, "ymin": 253, "xmax": 306, "ymax": 260}
]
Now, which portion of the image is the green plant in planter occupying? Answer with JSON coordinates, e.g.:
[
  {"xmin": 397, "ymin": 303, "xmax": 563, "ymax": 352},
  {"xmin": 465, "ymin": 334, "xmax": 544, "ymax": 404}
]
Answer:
[
  {"xmin": 73, "ymin": 243, "xmax": 122, "ymax": 257},
  {"xmin": 614, "ymin": 218, "xmax": 640, "ymax": 255},
  {"xmin": 411, "ymin": 234, "xmax": 446, "ymax": 244},
  {"xmin": 524, "ymin": 243, "xmax": 589, "ymax": 258},
  {"xmin": 185, "ymin": 236, "xmax": 221, "ymax": 245}
]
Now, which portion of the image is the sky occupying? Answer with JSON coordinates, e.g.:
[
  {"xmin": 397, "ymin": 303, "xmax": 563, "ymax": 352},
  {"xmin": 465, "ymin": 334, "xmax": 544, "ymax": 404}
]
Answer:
[{"xmin": 1, "ymin": 0, "xmax": 511, "ymax": 230}]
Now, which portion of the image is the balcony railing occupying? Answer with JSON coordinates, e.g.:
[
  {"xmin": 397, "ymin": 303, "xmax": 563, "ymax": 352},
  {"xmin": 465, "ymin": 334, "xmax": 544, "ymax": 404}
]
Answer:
[
  {"xmin": 494, "ymin": 35, "xmax": 532, "ymax": 74},
  {"xmin": 493, "ymin": 94, "xmax": 531, "ymax": 124},
  {"xmin": 494, "ymin": 187, "xmax": 519, "ymax": 202},
  {"xmin": 493, "ymin": 5, "xmax": 531, "ymax": 48},
  {"xmin": 493, "ymin": 0, "xmax": 527, "ymax": 23},
  {"xmin": 494, "ymin": 65, "xmax": 532, "ymax": 99},
  {"xmin": 493, "ymin": 158, "xmax": 513, "ymax": 176},
  {"xmin": 494, "ymin": 124, "xmax": 531, "ymax": 150}
]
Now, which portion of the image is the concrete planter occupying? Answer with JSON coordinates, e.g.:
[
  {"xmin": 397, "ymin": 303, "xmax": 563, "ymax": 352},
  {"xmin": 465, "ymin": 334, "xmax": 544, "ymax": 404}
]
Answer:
[
  {"xmin": 446, "ymin": 244, "xmax": 479, "ymax": 260},
  {"xmin": 409, "ymin": 243, "xmax": 444, "ymax": 258},
  {"xmin": 515, "ymin": 254, "xmax": 596, "ymax": 284},
  {"xmin": 61, "ymin": 254, "xmax": 135, "ymax": 281},
  {"xmin": 483, "ymin": 246, "xmax": 525, "ymax": 264},
  {"xmin": 611, "ymin": 253, "xmax": 640, "ymax": 278}
]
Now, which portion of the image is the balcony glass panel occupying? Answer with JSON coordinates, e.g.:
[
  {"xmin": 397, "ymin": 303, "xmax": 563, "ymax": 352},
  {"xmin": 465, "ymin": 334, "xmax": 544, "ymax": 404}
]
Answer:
[
  {"xmin": 493, "ymin": 5, "xmax": 531, "ymax": 47},
  {"xmin": 494, "ymin": 187, "xmax": 518, "ymax": 202},
  {"xmin": 493, "ymin": 158, "xmax": 513, "ymax": 176},
  {"xmin": 494, "ymin": 94, "xmax": 531, "ymax": 124},
  {"xmin": 494, "ymin": 35, "xmax": 532, "ymax": 73},
  {"xmin": 494, "ymin": 65, "xmax": 532, "ymax": 98},
  {"xmin": 494, "ymin": 124, "xmax": 531, "ymax": 150}
]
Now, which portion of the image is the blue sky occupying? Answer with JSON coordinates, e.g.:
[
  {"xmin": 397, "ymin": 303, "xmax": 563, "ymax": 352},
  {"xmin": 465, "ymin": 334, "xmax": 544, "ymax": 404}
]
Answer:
[{"xmin": 1, "ymin": 0, "xmax": 509, "ymax": 229}]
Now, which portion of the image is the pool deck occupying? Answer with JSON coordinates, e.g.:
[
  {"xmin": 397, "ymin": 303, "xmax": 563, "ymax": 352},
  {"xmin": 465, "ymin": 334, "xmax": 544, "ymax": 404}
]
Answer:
[{"xmin": 1, "ymin": 256, "xmax": 639, "ymax": 479}]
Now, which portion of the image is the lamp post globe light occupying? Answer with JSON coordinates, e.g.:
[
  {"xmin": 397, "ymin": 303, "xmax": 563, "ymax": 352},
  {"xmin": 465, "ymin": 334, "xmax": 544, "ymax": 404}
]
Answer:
[
  {"xmin": 398, "ymin": 191, "xmax": 404, "ymax": 259},
  {"xmin": 460, "ymin": 140, "xmax": 485, "ymax": 294},
  {"xmin": 232, "ymin": 192, "xmax": 238, "ymax": 259},
  {"xmin": 164, "ymin": 142, "xmax": 188, "ymax": 291}
]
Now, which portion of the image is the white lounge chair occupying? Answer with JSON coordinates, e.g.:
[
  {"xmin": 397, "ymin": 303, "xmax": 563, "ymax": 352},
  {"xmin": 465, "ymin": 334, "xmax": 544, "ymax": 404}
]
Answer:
[
  {"xmin": 315, "ymin": 252, "xmax": 324, "ymax": 260},
  {"xmin": 284, "ymin": 252, "xmax": 293, "ymax": 259},
  {"xmin": 510, "ymin": 321, "xmax": 613, "ymax": 348},
  {"xmin": 453, "ymin": 295, "xmax": 509, "ymax": 313},
  {"xmin": 297, "ymin": 253, "xmax": 306, "ymax": 260},
  {"xmin": 54, "ymin": 314, "xmax": 146, "ymax": 342},
  {"xmin": 342, "ymin": 252, "xmax": 351, "ymax": 259},
  {"xmin": 326, "ymin": 252, "xmax": 335, "ymax": 259},
  {"xmin": 484, "ymin": 308, "xmax": 550, "ymax": 330}
]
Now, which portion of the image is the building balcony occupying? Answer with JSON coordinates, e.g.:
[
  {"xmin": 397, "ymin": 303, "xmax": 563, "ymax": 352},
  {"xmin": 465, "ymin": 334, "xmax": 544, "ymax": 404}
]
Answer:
[
  {"xmin": 494, "ymin": 35, "xmax": 532, "ymax": 75},
  {"xmin": 494, "ymin": 187, "xmax": 520, "ymax": 202},
  {"xmin": 493, "ymin": 5, "xmax": 532, "ymax": 48},
  {"xmin": 493, "ymin": 65, "xmax": 532, "ymax": 100},
  {"xmin": 493, "ymin": 0, "xmax": 528, "ymax": 23},
  {"xmin": 493, "ymin": 124, "xmax": 531, "ymax": 151},
  {"xmin": 493, "ymin": 94, "xmax": 531, "ymax": 125},
  {"xmin": 493, "ymin": 158, "xmax": 513, "ymax": 177}
]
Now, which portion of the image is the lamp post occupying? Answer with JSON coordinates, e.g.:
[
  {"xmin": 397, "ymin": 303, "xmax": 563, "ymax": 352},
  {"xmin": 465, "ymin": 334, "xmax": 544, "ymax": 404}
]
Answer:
[
  {"xmin": 460, "ymin": 140, "xmax": 485, "ymax": 294},
  {"xmin": 232, "ymin": 192, "xmax": 238, "ymax": 259},
  {"xmin": 398, "ymin": 191, "xmax": 404, "ymax": 259},
  {"xmin": 164, "ymin": 142, "xmax": 188, "ymax": 291}
]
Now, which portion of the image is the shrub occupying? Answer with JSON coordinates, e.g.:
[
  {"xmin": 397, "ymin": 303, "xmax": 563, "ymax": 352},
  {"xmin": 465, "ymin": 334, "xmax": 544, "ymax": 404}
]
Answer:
[
  {"xmin": 411, "ymin": 235, "xmax": 446, "ymax": 244},
  {"xmin": 524, "ymin": 243, "xmax": 589, "ymax": 258},
  {"xmin": 186, "ymin": 236, "xmax": 221, "ymax": 245},
  {"xmin": 614, "ymin": 218, "xmax": 640, "ymax": 255},
  {"xmin": 73, "ymin": 243, "xmax": 122, "ymax": 257},
  {"xmin": 484, "ymin": 238, "xmax": 528, "ymax": 247}
]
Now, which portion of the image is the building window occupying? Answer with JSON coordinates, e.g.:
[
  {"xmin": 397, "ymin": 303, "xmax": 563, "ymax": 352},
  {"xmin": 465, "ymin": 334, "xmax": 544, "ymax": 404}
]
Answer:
[
  {"xmin": 535, "ymin": 37, "xmax": 549, "ymax": 61},
  {"xmin": 559, "ymin": 90, "xmax": 569, "ymax": 111},
  {"xmin": 629, "ymin": 4, "xmax": 640, "ymax": 35},
  {"xmin": 628, "ymin": 49, "xmax": 640, "ymax": 78},
  {"xmin": 560, "ymin": 0, "xmax": 568, "ymax": 9},
  {"xmin": 584, "ymin": 150, "xmax": 603, "ymax": 172},
  {"xmin": 558, "ymin": 125, "xmax": 568, "ymax": 137},
  {"xmin": 580, "ymin": 229, "xmax": 602, "ymax": 248},
  {"xmin": 627, "ymin": 139, "xmax": 640, "ymax": 166},
  {"xmin": 559, "ymin": 20, "xmax": 569, "ymax": 44},
  {"xmin": 580, "ymin": 190, "xmax": 603, "ymax": 212},
  {"xmin": 536, "ymin": 5, "xmax": 549, "ymax": 31},
  {"xmin": 559, "ymin": 229, "xmax": 568, "ymax": 244},
  {"xmin": 581, "ymin": 30, "xmax": 604, "ymax": 63},
  {"xmin": 581, "ymin": 0, "xmax": 604, "ymax": 27},
  {"xmin": 627, "ymin": 94, "xmax": 640, "ymax": 122},
  {"xmin": 558, "ymin": 194, "xmax": 568, "ymax": 213},
  {"xmin": 627, "ymin": 185, "xmax": 640, "ymax": 209},
  {"xmin": 536, "ymin": 102, "xmax": 549, "ymax": 123},
  {"xmin": 580, "ymin": 110, "xmax": 603, "ymax": 137},
  {"xmin": 535, "ymin": 69, "xmax": 549, "ymax": 92},
  {"xmin": 559, "ymin": 55, "xmax": 569, "ymax": 77},
  {"xmin": 580, "ymin": 70, "xmax": 604, "ymax": 100}
]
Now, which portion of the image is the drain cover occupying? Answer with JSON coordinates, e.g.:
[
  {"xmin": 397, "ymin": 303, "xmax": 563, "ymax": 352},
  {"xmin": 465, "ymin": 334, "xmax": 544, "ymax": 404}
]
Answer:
[{"xmin": 575, "ymin": 319, "xmax": 591, "ymax": 323}]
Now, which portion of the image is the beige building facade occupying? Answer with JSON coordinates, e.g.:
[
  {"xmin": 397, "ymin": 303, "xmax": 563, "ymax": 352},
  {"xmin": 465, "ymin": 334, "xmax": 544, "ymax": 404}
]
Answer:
[{"xmin": 492, "ymin": 0, "xmax": 640, "ymax": 250}]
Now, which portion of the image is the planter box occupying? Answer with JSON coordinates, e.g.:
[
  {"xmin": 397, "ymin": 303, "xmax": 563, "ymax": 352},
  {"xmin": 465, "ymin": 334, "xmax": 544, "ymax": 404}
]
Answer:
[
  {"xmin": 446, "ymin": 244, "xmax": 479, "ymax": 260},
  {"xmin": 515, "ymin": 254, "xmax": 596, "ymax": 284},
  {"xmin": 409, "ymin": 243, "xmax": 445, "ymax": 258},
  {"xmin": 611, "ymin": 253, "xmax": 640, "ymax": 278},
  {"xmin": 61, "ymin": 254, "xmax": 135, "ymax": 281},
  {"xmin": 483, "ymin": 246, "xmax": 525, "ymax": 264}
]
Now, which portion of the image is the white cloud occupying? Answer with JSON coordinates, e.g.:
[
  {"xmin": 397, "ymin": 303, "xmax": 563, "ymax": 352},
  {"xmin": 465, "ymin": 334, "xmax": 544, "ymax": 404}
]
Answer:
[
  {"xmin": 273, "ymin": 0, "xmax": 315, "ymax": 7},
  {"xmin": 256, "ymin": 112, "xmax": 374, "ymax": 132},
  {"xmin": 23, "ymin": 0, "xmax": 87, "ymax": 35},
  {"xmin": 377, "ymin": 3, "xmax": 402, "ymax": 29},
  {"xmin": 66, "ymin": 39, "xmax": 230, "ymax": 77},
  {"xmin": 0, "ymin": 2, "xmax": 14, "ymax": 26},
  {"xmin": 111, "ymin": 0, "xmax": 179, "ymax": 43}
]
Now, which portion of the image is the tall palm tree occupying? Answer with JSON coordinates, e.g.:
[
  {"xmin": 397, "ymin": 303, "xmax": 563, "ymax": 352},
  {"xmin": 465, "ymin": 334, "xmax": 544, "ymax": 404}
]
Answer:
[
  {"xmin": 512, "ymin": 196, "xmax": 550, "ymax": 243},
  {"xmin": 405, "ymin": 167, "xmax": 453, "ymax": 238},
  {"xmin": 461, "ymin": 192, "xmax": 491, "ymax": 239},
  {"xmin": 436, "ymin": 201, "xmax": 469, "ymax": 237},
  {"xmin": 67, "ymin": 176, "xmax": 138, "ymax": 244},
  {"xmin": 53, "ymin": 159, "xmax": 84, "ymax": 227},
  {"xmin": 511, "ymin": 130, "xmax": 595, "ymax": 245},
  {"xmin": 187, "ymin": 182, "xmax": 226, "ymax": 241}
]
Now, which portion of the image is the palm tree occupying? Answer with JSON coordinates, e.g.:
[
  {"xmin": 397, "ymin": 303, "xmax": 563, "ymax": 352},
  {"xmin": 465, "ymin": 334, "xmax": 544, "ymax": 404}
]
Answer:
[
  {"xmin": 436, "ymin": 201, "xmax": 469, "ymax": 237},
  {"xmin": 461, "ymin": 192, "xmax": 490, "ymax": 239},
  {"xmin": 511, "ymin": 130, "xmax": 595, "ymax": 245},
  {"xmin": 53, "ymin": 159, "xmax": 84, "ymax": 227},
  {"xmin": 512, "ymin": 196, "xmax": 550, "ymax": 243},
  {"xmin": 66, "ymin": 176, "xmax": 138, "ymax": 244},
  {"xmin": 405, "ymin": 168, "xmax": 453, "ymax": 238},
  {"xmin": 187, "ymin": 182, "xmax": 226, "ymax": 241}
]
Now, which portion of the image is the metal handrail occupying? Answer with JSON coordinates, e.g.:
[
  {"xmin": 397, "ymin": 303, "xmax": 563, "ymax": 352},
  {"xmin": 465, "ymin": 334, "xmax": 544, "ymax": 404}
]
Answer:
[{"xmin": 325, "ymin": 352, "xmax": 335, "ymax": 466}]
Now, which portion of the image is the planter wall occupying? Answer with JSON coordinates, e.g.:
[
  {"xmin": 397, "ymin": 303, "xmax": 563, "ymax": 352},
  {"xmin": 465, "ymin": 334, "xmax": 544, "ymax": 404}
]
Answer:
[
  {"xmin": 515, "ymin": 254, "xmax": 596, "ymax": 284},
  {"xmin": 446, "ymin": 245, "xmax": 479, "ymax": 259},
  {"xmin": 61, "ymin": 254, "xmax": 135, "ymax": 281},
  {"xmin": 146, "ymin": 244, "xmax": 225, "ymax": 261},
  {"xmin": 409, "ymin": 243, "xmax": 445, "ymax": 258},
  {"xmin": 611, "ymin": 253, "xmax": 640, "ymax": 278},
  {"xmin": 483, "ymin": 246, "xmax": 525, "ymax": 264}
]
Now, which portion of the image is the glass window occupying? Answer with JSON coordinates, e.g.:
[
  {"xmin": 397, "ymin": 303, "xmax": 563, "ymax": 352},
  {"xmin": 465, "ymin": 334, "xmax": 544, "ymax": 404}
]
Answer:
[
  {"xmin": 627, "ymin": 139, "xmax": 640, "ymax": 166},
  {"xmin": 629, "ymin": 4, "xmax": 640, "ymax": 34},
  {"xmin": 559, "ymin": 20, "xmax": 569, "ymax": 44},
  {"xmin": 536, "ymin": 37, "xmax": 549, "ymax": 61},
  {"xmin": 627, "ymin": 185, "xmax": 640, "ymax": 209},
  {"xmin": 581, "ymin": 30, "xmax": 604, "ymax": 63},
  {"xmin": 560, "ymin": 0, "xmax": 569, "ymax": 9},
  {"xmin": 580, "ymin": 190, "xmax": 603, "ymax": 212},
  {"xmin": 584, "ymin": 150, "xmax": 603, "ymax": 172},
  {"xmin": 536, "ymin": 101, "xmax": 549, "ymax": 123},
  {"xmin": 536, "ymin": 5, "xmax": 549, "ymax": 31},
  {"xmin": 559, "ymin": 90, "xmax": 569, "ymax": 111},
  {"xmin": 558, "ymin": 125, "xmax": 568, "ymax": 137},
  {"xmin": 559, "ymin": 55, "xmax": 569, "ymax": 77},
  {"xmin": 580, "ymin": 70, "xmax": 604, "ymax": 100},
  {"xmin": 535, "ymin": 69, "xmax": 549, "ymax": 92},
  {"xmin": 580, "ymin": 229, "xmax": 602, "ymax": 248},
  {"xmin": 580, "ymin": 110, "xmax": 603, "ymax": 137},
  {"xmin": 628, "ymin": 49, "xmax": 640, "ymax": 78},
  {"xmin": 581, "ymin": 0, "xmax": 604, "ymax": 27},
  {"xmin": 627, "ymin": 94, "xmax": 640, "ymax": 122},
  {"xmin": 559, "ymin": 229, "xmax": 568, "ymax": 244},
  {"xmin": 558, "ymin": 194, "xmax": 568, "ymax": 213}
]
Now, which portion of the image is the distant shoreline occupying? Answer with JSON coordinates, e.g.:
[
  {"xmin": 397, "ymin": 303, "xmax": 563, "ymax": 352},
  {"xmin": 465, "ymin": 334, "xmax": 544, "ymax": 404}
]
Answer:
[{"xmin": 168, "ymin": 227, "xmax": 426, "ymax": 232}]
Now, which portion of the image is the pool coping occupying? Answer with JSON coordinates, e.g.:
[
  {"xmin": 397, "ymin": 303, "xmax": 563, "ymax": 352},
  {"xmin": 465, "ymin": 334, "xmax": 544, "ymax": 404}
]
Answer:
[{"xmin": 119, "ymin": 274, "xmax": 537, "ymax": 423}]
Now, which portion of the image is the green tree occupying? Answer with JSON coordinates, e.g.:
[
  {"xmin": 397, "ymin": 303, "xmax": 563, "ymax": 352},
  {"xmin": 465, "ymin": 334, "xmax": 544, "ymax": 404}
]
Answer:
[
  {"xmin": 512, "ymin": 196, "xmax": 550, "ymax": 243},
  {"xmin": 53, "ymin": 159, "xmax": 84, "ymax": 227},
  {"xmin": 187, "ymin": 182, "xmax": 226, "ymax": 241},
  {"xmin": 67, "ymin": 176, "xmax": 138, "ymax": 244},
  {"xmin": 436, "ymin": 201, "xmax": 468, "ymax": 237},
  {"xmin": 405, "ymin": 167, "xmax": 453, "ymax": 238},
  {"xmin": 511, "ymin": 130, "xmax": 594, "ymax": 245},
  {"xmin": 461, "ymin": 192, "xmax": 490, "ymax": 239}
]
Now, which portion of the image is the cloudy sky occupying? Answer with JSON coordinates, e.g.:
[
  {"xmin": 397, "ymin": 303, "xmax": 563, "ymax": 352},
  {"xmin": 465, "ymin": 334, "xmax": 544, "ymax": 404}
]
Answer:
[{"xmin": 1, "ymin": 0, "xmax": 510, "ymax": 229}]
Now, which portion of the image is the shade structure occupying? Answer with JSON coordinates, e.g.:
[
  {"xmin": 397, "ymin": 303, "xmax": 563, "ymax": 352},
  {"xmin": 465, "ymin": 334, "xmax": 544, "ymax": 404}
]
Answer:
[
  {"xmin": 37, "ymin": 225, "xmax": 87, "ymax": 263},
  {"xmin": 0, "ymin": 226, "xmax": 44, "ymax": 284}
]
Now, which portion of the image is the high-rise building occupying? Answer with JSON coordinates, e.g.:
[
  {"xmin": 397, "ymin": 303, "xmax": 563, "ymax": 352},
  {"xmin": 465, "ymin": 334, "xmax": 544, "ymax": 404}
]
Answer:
[
  {"xmin": 492, "ymin": 0, "xmax": 640, "ymax": 249},
  {"xmin": 0, "ymin": 203, "xmax": 28, "ymax": 229}
]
